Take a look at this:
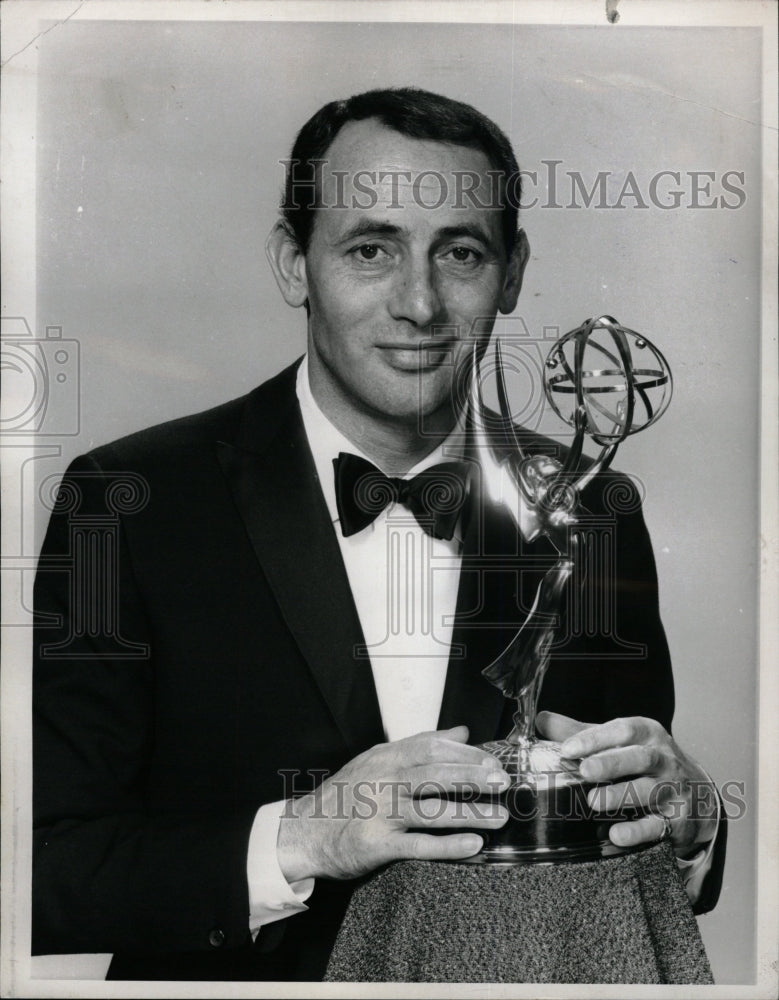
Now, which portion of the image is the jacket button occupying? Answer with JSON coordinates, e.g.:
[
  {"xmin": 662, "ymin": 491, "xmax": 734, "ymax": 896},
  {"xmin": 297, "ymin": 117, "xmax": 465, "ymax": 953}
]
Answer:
[{"xmin": 208, "ymin": 928, "xmax": 226, "ymax": 948}]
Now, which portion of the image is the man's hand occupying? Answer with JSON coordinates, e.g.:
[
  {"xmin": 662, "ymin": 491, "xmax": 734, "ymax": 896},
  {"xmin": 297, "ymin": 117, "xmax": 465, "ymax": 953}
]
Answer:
[
  {"xmin": 276, "ymin": 726, "xmax": 509, "ymax": 881},
  {"xmin": 537, "ymin": 711, "xmax": 718, "ymax": 856}
]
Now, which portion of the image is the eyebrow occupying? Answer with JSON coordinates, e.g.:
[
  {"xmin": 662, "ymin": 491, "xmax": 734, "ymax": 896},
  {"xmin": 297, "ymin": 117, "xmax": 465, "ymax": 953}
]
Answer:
[
  {"xmin": 436, "ymin": 223, "xmax": 495, "ymax": 246},
  {"xmin": 334, "ymin": 219, "xmax": 497, "ymax": 248},
  {"xmin": 335, "ymin": 220, "xmax": 404, "ymax": 245}
]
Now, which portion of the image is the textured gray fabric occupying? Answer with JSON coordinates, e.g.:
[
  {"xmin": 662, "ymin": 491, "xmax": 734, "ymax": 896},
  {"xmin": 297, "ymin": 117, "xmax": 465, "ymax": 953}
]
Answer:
[{"xmin": 324, "ymin": 842, "xmax": 713, "ymax": 984}]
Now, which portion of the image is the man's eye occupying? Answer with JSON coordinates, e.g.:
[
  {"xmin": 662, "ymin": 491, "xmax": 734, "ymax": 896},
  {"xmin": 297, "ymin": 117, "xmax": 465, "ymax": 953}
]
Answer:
[
  {"xmin": 445, "ymin": 246, "xmax": 481, "ymax": 264},
  {"xmin": 353, "ymin": 244, "xmax": 384, "ymax": 261}
]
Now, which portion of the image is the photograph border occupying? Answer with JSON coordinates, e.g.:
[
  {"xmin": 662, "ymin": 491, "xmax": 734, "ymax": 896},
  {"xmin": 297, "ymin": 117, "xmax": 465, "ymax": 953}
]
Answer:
[{"xmin": 1, "ymin": 2, "xmax": 776, "ymax": 997}]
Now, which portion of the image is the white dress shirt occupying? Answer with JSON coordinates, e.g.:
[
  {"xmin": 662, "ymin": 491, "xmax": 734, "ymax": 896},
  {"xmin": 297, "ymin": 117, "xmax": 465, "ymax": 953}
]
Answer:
[{"xmin": 246, "ymin": 356, "xmax": 717, "ymax": 932}]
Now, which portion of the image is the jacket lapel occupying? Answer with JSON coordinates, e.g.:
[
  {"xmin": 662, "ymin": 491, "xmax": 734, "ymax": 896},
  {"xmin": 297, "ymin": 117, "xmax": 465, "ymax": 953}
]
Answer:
[{"xmin": 216, "ymin": 362, "xmax": 384, "ymax": 757}]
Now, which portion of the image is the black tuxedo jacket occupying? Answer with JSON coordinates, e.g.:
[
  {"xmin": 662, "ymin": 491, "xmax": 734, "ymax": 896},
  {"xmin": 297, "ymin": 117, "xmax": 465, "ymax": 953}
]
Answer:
[{"xmin": 32, "ymin": 359, "xmax": 725, "ymax": 981}]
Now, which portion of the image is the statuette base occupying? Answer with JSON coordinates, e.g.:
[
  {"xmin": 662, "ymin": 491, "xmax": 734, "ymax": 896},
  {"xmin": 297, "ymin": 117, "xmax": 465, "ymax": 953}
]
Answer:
[{"xmin": 466, "ymin": 737, "xmax": 643, "ymax": 866}]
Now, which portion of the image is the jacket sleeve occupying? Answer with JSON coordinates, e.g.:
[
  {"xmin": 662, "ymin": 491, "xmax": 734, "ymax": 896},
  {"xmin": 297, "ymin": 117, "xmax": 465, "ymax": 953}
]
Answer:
[
  {"xmin": 690, "ymin": 798, "xmax": 728, "ymax": 916},
  {"xmin": 536, "ymin": 469, "xmax": 727, "ymax": 912},
  {"xmin": 32, "ymin": 452, "xmax": 257, "ymax": 956}
]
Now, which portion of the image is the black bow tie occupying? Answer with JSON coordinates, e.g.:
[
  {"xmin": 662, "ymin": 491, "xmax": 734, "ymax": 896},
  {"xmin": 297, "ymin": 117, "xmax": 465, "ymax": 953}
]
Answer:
[{"xmin": 333, "ymin": 452, "xmax": 469, "ymax": 540}]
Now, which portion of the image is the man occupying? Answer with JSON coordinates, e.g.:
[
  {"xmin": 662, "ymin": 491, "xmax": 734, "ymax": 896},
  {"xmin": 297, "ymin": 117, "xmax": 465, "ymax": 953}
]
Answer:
[{"xmin": 33, "ymin": 88, "xmax": 725, "ymax": 982}]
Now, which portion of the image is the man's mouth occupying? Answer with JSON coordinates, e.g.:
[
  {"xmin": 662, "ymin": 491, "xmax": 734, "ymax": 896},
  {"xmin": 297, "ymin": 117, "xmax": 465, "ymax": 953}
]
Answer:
[{"xmin": 378, "ymin": 341, "xmax": 457, "ymax": 371}]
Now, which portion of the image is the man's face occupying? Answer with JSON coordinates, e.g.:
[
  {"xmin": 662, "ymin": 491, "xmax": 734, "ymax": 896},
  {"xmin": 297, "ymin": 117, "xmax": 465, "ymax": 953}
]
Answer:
[{"xmin": 285, "ymin": 119, "xmax": 525, "ymax": 433}]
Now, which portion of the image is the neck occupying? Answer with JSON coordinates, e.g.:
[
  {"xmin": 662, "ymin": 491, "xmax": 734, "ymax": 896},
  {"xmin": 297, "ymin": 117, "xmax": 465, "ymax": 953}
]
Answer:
[
  {"xmin": 336, "ymin": 414, "xmax": 453, "ymax": 474},
  {"xmin": 307, "ymin": 362, "xmax": 456, "ymax": 475}
]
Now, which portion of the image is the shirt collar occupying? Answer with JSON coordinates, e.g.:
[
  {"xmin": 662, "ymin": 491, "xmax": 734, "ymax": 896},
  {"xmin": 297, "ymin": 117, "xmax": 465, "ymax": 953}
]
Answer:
[{"xmin": 295, "ymin": 355, "xmax": 464, "ymax": 526}]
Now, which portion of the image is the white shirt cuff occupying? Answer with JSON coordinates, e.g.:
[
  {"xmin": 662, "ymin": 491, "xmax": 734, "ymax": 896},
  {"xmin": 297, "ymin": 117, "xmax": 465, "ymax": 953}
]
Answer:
[
  {"xmin": 247, "ymin": 800, "xmax": 315, "ymax": 933},
  {"xmin": 674, "ymin": 778, "xmax": 721, "ymax": 907}
]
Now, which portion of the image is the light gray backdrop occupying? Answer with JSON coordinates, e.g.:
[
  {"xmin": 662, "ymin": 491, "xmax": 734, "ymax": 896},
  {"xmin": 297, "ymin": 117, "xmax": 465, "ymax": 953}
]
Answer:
[{"xmin": 33, "ymin": 19, "xmax": 760, "ymax": 984}]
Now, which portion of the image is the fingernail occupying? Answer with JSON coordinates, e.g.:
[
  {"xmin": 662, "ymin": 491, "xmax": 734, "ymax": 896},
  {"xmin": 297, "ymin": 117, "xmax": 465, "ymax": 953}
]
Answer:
[
  {"xmin": 464, "ymin": 835, "xmax": 483, "ymax": 853},
  {"xmin": 562, "ymin": 739, "xmax": 581, "ymax": 757}
]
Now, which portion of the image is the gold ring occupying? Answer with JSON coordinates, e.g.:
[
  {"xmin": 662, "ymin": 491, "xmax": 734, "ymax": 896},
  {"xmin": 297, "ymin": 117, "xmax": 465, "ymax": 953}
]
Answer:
[{"xmin": 658, "ymin": 814, "xmax": 673, "ymax": 842}]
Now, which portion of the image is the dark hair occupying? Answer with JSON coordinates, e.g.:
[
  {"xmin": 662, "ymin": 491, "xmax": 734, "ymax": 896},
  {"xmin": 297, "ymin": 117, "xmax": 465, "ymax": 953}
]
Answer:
[{"xmin": 281, "ymin": 87, "xmax": 520, "ymax": 256}]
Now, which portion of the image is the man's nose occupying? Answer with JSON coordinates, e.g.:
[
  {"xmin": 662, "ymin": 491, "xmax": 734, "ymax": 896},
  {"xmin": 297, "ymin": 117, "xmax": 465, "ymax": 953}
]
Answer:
[{"xmin": 387, "ymin": 258, "xmax": 444, "ymax": 328}]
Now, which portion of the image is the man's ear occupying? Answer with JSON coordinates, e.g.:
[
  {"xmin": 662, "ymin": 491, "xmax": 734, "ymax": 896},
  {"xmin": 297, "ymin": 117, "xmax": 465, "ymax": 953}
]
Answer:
[
  {"xmin": 265, "ymin": 220, "xmax": 309, "ymax": 308},
  {"xmin": 499, "ymin": 228, "xmax": 530, "ymax": 315}
]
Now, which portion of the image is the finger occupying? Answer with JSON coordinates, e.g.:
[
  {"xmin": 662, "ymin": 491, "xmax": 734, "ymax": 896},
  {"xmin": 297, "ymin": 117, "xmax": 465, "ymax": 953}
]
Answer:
[
  {"xmin": 535, "ymin": 711, "xmax": 587, "ymax": 743},
  {"xmin": 408, "ymin": 797, "xmax": 509, "ymax": 828},
  {"xmin": 560, "ymin": 716, "xmax": 663, "ymax": 759},
  {"xmin": 402, "ymin": 763, "xmax": 511, "ymax": 797},
  {"xmin": 432, "ymin": 725, "xmax": 470, "ymax": 744},
  {"xmin": 608, "ymin": 812, "xmax": 669, "ymax": 849},
  {"xmin": 399, "ymin": 734, "xmax": 499, "ymax": 769},
  {"xmin": 579, "ymin": 745, "xmax": 664, "ymax": 783},
  {"xmin": 394, "ymin": 831, "xmax": 486, "ymax": 862},
  {"xmin": 586, "ymin": 776, "xmax": 657, "ymax": 814}
]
